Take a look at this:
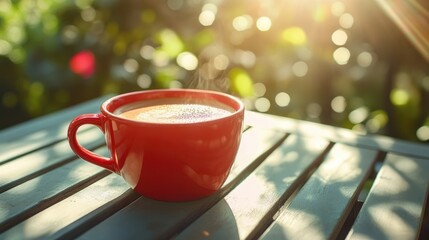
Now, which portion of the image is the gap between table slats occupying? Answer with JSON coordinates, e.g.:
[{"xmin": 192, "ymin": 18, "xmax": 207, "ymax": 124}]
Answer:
[
  {"xmin": 0, "ymin": 174, "xmax": 130, "ymax": 240},
  {"xmin": 72, "ymin": 127, "xmax": 287, "ymax": 240},
  {"xmin": 39, "ymin": 125, "xmax": 252, "ymax": 239},
  {"xmin": 347, "ymin": 153, "xmax": 429, "ymax": 240},
  {"xmin": 0, "ymin": 147, "xmax": 111, "ymax": 233},
  {"xmin": 259, "ymin": 143, "xmax": 380, "ymax": 240},
  {"xmin": 0, "ymin": 125, "xmax": 97, "ymax": 166},
  {"xmin": 174, "ymin": 134, "xmax": 333, "ymax": 240},
  {"xmin": 0, "ymin": 127, "xmax": 106, "ymax": 193}
]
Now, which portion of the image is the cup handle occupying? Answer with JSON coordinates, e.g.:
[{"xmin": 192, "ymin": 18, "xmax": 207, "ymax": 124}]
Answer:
[{"xmin": 68, "ymin": 113, "xmax": 117, "ymax": 173}]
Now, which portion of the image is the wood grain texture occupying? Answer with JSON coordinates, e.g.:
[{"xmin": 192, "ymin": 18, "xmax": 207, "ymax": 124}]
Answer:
[
  {"xmin": 0, "ymin": 96, "xmax": 109, "ymax": 164},
  {"xmin": 0, "ymin": 174, "xmax": 129, "ymax": 240},
  {"xmin": 347, "ymin": 153, "xmax": 429, "ymax": 240},
  {"xmin": 175, "ymin": 134, "xmax": 331, "ymax": 239},
  {"xmin": 0, "ymin": 127, "xmax": 105, "ymax": 192},
  {"xmin": 77, "ymin": 127, "xmax": 286, "ymax": 240},
  {"xmin": 261, "ymin": 144, "xmax": 379, "ymax": 240},
  {"xmin": 0, "ymin": 148, "xmax": 109, "ymax": 227}
]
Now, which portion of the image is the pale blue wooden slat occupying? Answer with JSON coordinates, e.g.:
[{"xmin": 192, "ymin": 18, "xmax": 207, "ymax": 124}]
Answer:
[
  {"xmin": 0, "ymin": 148, "xmax": 109, "ymax": 226},
  {"xmin": 347, "ymin": 153, "xmax": 429, "ymax": 240},
  {"xmin": 175, "ymin": 134, "xmax": 331, "ymax": 239},
  {"xmin": 76, "ymin": 127, "xmax": 287, "ymax": 240},
  {"xmin": 260, "ymin": 144, "xmax": 379, "ymax": 240},
  {"xmin": 0, "ymin": 174, "xmax": 129, "ymax": 240},
  {"xmin": 0, "ymin": 127, "xmax": 105, "ymax": 191},
  {"xmin": 0, "ymin": 96, "xmax": 110, "ymax": 164}
]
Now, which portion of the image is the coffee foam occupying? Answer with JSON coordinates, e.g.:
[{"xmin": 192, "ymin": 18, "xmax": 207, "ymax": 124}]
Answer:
[
  {"xmin": 119, "ymin": 104, "xmax": 232, "ymax": 123},
  {"xmin": 114, "ymin": 97, "xmax": 235, "ymax": 123}
]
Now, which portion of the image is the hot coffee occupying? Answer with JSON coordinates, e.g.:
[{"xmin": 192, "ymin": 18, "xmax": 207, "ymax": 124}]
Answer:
[
  {"xmin": 116, "ymin": 98, "xmax": 234, "ymax": 124},
  {"xmin": 118, "ymin": 104, "xmax": 233, "ymax": 123}
]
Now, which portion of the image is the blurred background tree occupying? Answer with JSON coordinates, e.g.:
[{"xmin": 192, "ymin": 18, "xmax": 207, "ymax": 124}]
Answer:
[{"xmin": 0, "ymin": 0, "xmax": 428, "ymax": 143}]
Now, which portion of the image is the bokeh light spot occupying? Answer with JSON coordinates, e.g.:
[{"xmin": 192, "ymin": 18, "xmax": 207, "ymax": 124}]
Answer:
[
  {"xmin": 213, "ymin": 54, "xmax": 229, "ymax": 70},
  {"xmin": 81, "ymin": 7, "xmax": 96, "ymax": 22},
  {"xmin": 416, "ymin": 126, "xmax": 429, "ymax": 141},
  {"xmin": 229, "ymin": 68, "xmax": 254, "ymax": 97},
  {"xmin": 199, "ymin": 11, "xmax": 215, "ymax": 26},
  {"xmin": 140, "ymin": 45, "xmax": 155, "ymax": 60},
  {"xmin": 331, "ymin": 96, "xmax": 347, "ymax": 113},
  {"xmin": 331, "ymin": 1, "xmax": 345, "ymax": 17},
  {"xmin": 333, "ymin": 47, "xmax": 350, "ymax": 65},
  {"xmin": 234, "ymin": 50, "xmax": 256, "ymax": 68},
  {"xmin": 281, "ymin": 27, "xmax": 307, "ymax": 46},
  {"xmin": 0, "ymin": 40, "xmax": 12, "ymax": 55},
  {"xmin": 232, "ymin": 15, "xmax": 253, "ymax": 31},
  {"xmin": 62, "ymin": 25, "xmax": 79, "ymax": 44},
  {"xmin": 137, "ymin": 74, "xmax": 152, "ymax": 89},
  {"xmin": 275, "ymin": 92, "xmax": 291, "ymax": 107},
  {"xmin": 7, "ymin": 25, "xmax": 26, "ymax": 44},
  {"xmin": 256, "ymin": 16, "xmax": 272, "ymax": 31},
  {"xmin": 70, "ymin": 50, "xmax": 95, "ymax": 78},
  {"xmin": 292, "ymin": 61, "xmax": 308, "ymax": 77},
  {"xmin": 349, "ymin": 106, "xmax": 369, "ymax": 124},
  {"xmin": 124, "ymin": 59, "xmax": 139, "ymax": 73},
  {"xmin": 390, "ymin": 89, "xmax": 410, "ymax": 106},
  {"xmin": 357, "ymin": 51, "xmax": 373, "ymax": 67},
  {"xmin": 255, "ymin": 97, "xmax": 271, "ymax": 112},
  {"xmin": 158, "ymin": 29, "xmax": 184, "ymax": 57},
  {"xmin": 253, "ymin": 82, "xmax": 266, "ymax": 97},
  {"xmin": 177, "ymin": 51, "xmax": 198, "ymax": 70},
  {"xmin": 152, "ymin": 50, "xmax": 170, "ymax": 67},
  {"xmin": 331, "ymin": 29, "xmax": 348, "ymax": 46},
  {"xmin": 339, "ymin": 13, "xmax": 354, "ymax": 29}
]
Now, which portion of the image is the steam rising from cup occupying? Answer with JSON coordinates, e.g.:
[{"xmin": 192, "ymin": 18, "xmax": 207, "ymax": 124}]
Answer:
[{"xmin": 186, "ymin": 53, "xmax": 230, "ymax": 93}]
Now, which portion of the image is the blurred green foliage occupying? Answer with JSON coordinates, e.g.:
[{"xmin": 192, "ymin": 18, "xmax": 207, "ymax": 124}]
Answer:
[{"xmin": 0, "ymin": 0, "xmax": 428, "ymax": 143}]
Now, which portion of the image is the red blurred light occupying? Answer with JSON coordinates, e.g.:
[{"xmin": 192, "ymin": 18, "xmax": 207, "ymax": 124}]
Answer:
[{"xmin": 70, "ymin": 50, "xmax": 95, "ymax": 78}]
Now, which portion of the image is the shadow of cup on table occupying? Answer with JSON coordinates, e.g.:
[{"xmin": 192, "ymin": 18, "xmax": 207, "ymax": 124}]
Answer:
[{"xmin": 75, "ymin": 193, "xmax": 239, "ymax": 239}]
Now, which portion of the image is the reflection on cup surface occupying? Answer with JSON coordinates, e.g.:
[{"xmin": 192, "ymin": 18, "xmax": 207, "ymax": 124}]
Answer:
[{"xmin": 68, "ymin": 89, "xmax": 244, "ymax": 201}]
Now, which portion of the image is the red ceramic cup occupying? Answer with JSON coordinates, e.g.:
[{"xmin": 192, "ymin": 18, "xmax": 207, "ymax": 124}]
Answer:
[{"xmin": 68, "ymin": 89, "xmax": 244, "ymax": 201}]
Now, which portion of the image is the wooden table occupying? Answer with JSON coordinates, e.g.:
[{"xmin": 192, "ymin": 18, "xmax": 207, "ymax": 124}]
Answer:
[{"xmin": 1, "ymin": 95, "xmax": 428, "ymax": 240}]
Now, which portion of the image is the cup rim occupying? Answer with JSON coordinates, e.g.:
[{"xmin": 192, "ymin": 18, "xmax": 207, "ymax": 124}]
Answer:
[{"xmin": 100, "ymin": 89, "xmax": 245, "ymax": 126}]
